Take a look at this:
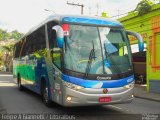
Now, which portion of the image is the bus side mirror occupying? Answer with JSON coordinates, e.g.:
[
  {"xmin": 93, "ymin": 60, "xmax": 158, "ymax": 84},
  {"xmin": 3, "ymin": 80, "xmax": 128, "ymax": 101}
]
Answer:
[
  {"xmin": 52, "ymin": 25, "xmax": 64, "ymax": 48},
  {"xmin": 126, "ymin": 31, "xmax": 144, "ymax": 52}
]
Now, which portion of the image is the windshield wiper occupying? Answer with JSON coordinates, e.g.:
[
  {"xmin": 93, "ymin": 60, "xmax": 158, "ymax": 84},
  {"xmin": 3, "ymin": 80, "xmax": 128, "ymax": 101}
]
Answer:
[{"xmin": 83, "ymin": 40, "xmax": 96, "ymax": 79}]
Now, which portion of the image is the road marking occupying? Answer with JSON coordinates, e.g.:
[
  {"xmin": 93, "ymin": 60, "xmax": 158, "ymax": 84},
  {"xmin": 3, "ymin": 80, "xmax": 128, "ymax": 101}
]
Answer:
[
  {"xmin": 0, "ymin": 74, "xmax": 16, "ymax": 86},
  {"xmin": 0, "ymin": 74, "xmax": 13, "ymax": 77},
  {"xmin": 0, "ymin": 83, "xmax": 16, "ymax": 87},
  {"xmin": 108, "ymin": 105, "xmax": 131, "ymax": 113},
  {"xmin": 108, "ymin": 105, "xmax": 122, "ymax": 110}
]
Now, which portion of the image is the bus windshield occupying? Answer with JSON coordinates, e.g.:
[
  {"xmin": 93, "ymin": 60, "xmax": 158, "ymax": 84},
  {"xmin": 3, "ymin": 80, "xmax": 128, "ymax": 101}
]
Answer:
[{"xmin": 64, "ymin": 24, "xmax": 132, "ymax": 75}]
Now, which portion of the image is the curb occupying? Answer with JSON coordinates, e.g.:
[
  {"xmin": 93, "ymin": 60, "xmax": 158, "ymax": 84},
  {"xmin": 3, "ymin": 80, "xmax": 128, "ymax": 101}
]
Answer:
[
  {"xmin": 0, "ymin": 72, "xmax": 12, "ymax": 75},
  {"xmin": 134, "ymin": 95, "xmax": 160, "ymax": 102}
]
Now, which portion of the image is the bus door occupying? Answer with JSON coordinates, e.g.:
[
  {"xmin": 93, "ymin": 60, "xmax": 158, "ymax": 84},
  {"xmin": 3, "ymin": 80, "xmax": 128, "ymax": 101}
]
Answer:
[
  {"xmin": 51, "ymin": 48, "xmax": 63, "ymax": 104},
  {"xmin": 46, "ymin": 23, "xmax": 63, "ymax": 104}
]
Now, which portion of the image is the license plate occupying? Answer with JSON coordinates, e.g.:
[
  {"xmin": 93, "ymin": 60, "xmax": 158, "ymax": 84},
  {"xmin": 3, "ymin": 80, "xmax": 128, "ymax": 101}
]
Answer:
[{"xmin": 99, "ymin": 97, "xmax": 112, "ymax": 103}]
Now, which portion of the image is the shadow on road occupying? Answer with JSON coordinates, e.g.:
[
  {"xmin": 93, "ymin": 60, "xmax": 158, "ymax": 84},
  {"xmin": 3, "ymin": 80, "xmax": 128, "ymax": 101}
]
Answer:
[
  {"xmin": 0, "ymin": 74, "xmax": 141, "ymax": 120},
  {"xmin": 22, "ymin": 88, "xmax": 124, "ymax": 114},
  {"xmin": 0, "ymin": 82, "xmax": 124, "ymax": 114}
]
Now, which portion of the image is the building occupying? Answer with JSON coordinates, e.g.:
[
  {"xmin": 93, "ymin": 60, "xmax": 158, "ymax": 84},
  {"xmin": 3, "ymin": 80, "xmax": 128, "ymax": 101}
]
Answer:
[{"xmin": 119, "ymin": 3, "xmax": 160, "ymax": 93}]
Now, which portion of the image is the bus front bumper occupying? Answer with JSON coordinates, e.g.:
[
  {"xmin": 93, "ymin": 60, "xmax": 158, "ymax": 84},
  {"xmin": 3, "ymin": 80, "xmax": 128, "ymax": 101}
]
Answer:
[{"xmin": 62, "ymin": 86, "xmax": 134, "ymax": 107}]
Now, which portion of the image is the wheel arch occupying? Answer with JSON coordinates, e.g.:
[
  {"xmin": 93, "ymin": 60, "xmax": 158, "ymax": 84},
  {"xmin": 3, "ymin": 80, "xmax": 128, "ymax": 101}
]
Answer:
[{"xmin": 40, "ymin": 76, "xmax": 51, "ymax": 96}]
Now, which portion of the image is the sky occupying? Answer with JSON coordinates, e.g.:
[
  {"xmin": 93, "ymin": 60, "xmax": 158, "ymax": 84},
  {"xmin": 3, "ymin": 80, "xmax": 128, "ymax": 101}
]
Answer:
[{"xmin": 0, "ymin": 0, "xmax": 141, "ymax": 33}]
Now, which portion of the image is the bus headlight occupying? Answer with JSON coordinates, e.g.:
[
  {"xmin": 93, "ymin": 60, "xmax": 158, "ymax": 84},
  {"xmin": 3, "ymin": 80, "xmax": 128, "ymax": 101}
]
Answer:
[
  {"xmin": 63, "ymin": 81, "xmax": 84, "ymax": 90},
  {"xmin": 124, "ymin": 81, "xmax": 134, "ymax": 89},
  {"xmin": 66, "ymin": 96, "xmax": 72, "ymax": 101}
]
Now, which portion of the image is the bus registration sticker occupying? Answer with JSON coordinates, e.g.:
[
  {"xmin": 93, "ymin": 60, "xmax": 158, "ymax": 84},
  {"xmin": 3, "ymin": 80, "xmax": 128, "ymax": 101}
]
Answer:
[{"xmin": 99, "ymin": 97, "xmax": 112, "ymax": 103}]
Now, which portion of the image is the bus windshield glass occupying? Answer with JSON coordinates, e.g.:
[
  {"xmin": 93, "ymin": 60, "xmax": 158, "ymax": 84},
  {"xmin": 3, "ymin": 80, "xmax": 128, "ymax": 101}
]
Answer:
[{"xmin": 64, "ymin": 24, "xmax": 132, "ymax": 75}]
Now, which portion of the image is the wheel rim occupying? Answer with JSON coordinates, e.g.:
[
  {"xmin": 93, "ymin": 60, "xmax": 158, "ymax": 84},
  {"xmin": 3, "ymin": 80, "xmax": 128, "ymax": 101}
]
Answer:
[{"xmin": 44, "ymin": 87, "xmax": 49, "ymax": 103}]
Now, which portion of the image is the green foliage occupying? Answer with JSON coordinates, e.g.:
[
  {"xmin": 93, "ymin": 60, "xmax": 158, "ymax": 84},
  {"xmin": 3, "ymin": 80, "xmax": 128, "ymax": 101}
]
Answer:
[
  {"xmin": 1, "ymin": 45, "xmax": 14, "ymax": 53},
  {"xmin": 0, "ymin": 29, "xmax": 10, "ymax": 40},
  {"xmin": 135, "ymin": 0, "xmax": 153, "ymax": 15},
  {"xmin": 101, "ymin": 12, "xmax": 110, "ymax": 18},
  {"xmin": 0, "ymin": 28, "xmax": 24, "ymax": 41},
  {"xmin": 0, "ymin": 44, "xmax": 14, "ymax": 71},
  {"xmin": 10, "ymin": 30, "xmax": 23, "ymax": 40},
  {"xmin": 0, "ymin": 60, "xmax": 2, "ymax": 66},
  {"xmin": 0, "ymin": 49, "xmax": 3, "ymax": 65}
]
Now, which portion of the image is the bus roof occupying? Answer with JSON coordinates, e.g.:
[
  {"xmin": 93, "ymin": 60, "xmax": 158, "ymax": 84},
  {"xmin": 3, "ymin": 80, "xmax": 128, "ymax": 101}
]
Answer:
[
  {"xmin": 48, "ymin": 14, "xmax": 123, "ymax": 27},
  {"xmin": 21, "ymin": 14, "xmax": 123, "ymax": 41}
]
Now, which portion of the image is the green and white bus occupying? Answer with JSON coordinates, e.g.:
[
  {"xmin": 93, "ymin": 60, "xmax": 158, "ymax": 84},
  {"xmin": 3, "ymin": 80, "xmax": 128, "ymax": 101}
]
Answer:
[{"xmin": 13, "ymin": 15, "xmax": 144, "ymax": 107}]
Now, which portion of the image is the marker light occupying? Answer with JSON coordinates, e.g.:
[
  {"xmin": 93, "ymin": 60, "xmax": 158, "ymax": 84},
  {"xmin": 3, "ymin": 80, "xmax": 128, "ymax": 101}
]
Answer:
[
  {"xmin": 124, "ymin": 81, "xmax": 134, "ymax": 89},
  {"xmin": 62, "ymin": 24, "xmax": 69, "ymax": 36},
  {"xmin": 76, "ymin": 86, "xmax": 82, "ymax": 90},
  {"xmin": 63, "ymin": 81, "xmax": 84, "ymax": 91}
]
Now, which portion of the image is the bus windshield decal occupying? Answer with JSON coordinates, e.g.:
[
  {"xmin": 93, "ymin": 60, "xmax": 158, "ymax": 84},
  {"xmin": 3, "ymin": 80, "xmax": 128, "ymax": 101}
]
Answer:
[{"xmin": 62, "ymin": 74, "xmax": 134, "ymax": 88}]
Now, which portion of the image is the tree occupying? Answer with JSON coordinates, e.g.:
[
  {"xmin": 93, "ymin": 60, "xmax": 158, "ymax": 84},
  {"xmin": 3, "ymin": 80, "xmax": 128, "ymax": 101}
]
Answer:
[
  {"xmin": 0, "ymin": 28, "xmax": 23, "ymax": 41},
  {"xmin": 1, "ymin": 45, "xmax": 14, "ymax": 71},
  {"xmin": 1, "ymin": 45, "xmax": 14, "ymax": 53},
  {"xmin": 0, "ymin": 29, "xmax": 10, "ymax": 41},
  {"xmin": 0, "ymin": 51, "xmax": 3, "ymax": 66},
  {"xmin": 10, "ymin": 30, "xmax": 23, "ymax": 40},
  {"xmin": 101, "ymin": 12, "xmax": 110, "ymax": 18},
  {"xmin": 135, "ymin": 0, "xmax": 153, "ymax": 15}
]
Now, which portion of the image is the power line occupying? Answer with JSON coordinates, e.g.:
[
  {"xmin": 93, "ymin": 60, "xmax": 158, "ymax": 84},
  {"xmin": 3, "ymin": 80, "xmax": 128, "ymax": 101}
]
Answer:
[
  {"xmin": 67, "ymin": 1, "xmax": 84, "ymax": 15},
  {"xmin": 111, "ymin": 12, "xmax": 128, "ymax": 18},
  {"xmin": 44, "ymin": 9, "xmax": 57, "ymax": 15}
]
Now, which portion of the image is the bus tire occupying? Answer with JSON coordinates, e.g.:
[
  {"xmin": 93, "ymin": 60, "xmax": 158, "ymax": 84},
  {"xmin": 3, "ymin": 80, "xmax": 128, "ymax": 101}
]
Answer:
[
  {"xmin": 41, "ymin": 80, "xmax": 52, "ymax": 107},
  {"xmin": 17, "ymin": 74, "xmax": 23, "ymax": 91}
]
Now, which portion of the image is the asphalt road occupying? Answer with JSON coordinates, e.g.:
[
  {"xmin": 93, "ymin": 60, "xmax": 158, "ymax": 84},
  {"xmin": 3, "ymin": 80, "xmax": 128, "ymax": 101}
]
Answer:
[{"xmin": 0, "ymin": 73, "xmax": 160, "ymax": 120}]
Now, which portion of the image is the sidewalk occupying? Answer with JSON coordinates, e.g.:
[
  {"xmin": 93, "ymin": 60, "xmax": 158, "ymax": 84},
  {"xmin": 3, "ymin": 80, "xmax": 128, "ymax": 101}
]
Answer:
[
  {"xmin": 0, "ymin": 71, "xmax": 12, "ymax": 75},
  {"xmin": 134, "ymin": 84, "xmax": 160, "ymax": 102}
]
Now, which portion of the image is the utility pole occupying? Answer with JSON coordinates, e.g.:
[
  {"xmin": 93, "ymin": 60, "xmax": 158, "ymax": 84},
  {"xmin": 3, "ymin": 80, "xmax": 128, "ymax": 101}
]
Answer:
[
  {"xmin": 96, "ymin": 3, "xmax": 99, "ymax": 16},
  {"xmin": 67, "ymin": 1, "xmax": 84, "ymax": 15},
  {"xmin": 88, "ymin": 6, "xmax": 91, "ymax": 15},
  {"xmin": 117, "ymin": 9, "xmax": 120, "ymax": 18}
]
